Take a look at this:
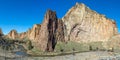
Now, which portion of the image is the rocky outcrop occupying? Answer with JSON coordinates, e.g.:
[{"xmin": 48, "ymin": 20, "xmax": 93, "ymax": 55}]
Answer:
[
  {"xmin": 0, "ymin": 28, "xmax": 3, "ymax": 37},
  {"xmin": 7, "ymin": 30, "xmax": 18, "ymax": 39},
  {"xmin": 0, "ymin": 28, "xmax": 3, "ymax": 40},
  {"xmin": 35, "ymin": 10, "xmax": 58, "ymax": 51},
  {"xmin": 107, "ymin": 34, "xmax": 120, "ymax": 50},
  {"xmin": 62, "ymin": 3, "xmax": 118, "ymax": 42},
  {"xmin": 56, "ymin": 19, "xmax": 65, "ymax": 42},
  {"xmin": 19, "ymin": 32, "xmax": 27, "ymax": 39},
  {"xmin": 5, "ymin": 24, "xmax": 40, "ymax": 41},
  {"xmin": 28, "ymin": 24, "xmax": 41, "ymax": 42}
]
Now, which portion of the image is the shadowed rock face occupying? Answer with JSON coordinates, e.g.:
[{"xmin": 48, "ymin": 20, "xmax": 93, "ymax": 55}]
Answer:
[
  {"xmin": 0, "ymin": 28, "xmax": 3, "ymax": 40},
  {"xmin": 62, "ymin": 3, "xmax": 118, "ymax": 42},
  {"xmin": 35, "ymin": 10, "xmax": 58, "ymax": 52},
  {"xmin": 0, "ymin": 28, "xmax": 3, "ymax": 37}
]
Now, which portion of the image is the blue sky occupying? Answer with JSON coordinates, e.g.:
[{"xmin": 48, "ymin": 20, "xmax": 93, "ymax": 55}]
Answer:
[{"xmin": 0, "ymin": 0, "xmax": 120, "ymax": 34}]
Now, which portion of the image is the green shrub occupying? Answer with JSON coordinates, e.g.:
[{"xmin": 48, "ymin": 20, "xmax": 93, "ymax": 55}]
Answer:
[
  {"xmin": 26, "ymin": 40, "xmax": 33, "ymax": 50},
  {"xmin": 55, "ymin": 41, "xmax": 105, "ymax": 53},
  {"xmin": 55, "ymin": 41, "xmax": 90, "ymax": 52}
]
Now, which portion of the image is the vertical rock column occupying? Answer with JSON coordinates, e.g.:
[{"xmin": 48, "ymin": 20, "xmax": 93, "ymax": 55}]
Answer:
[{"xmin": 36, "ymin": 10, "xmax": 58, "ymax": 52}]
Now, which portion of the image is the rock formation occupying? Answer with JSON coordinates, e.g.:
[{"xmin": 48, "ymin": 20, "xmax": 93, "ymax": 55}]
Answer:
[
  {"xmin": 28, "ymin": 24, "xmax": 41, "ymax": 42},
  {"xmin": 0, "ymin": 28, "xmax": 3, "ymax": 40},
  {"xmin": 62, "ymin": 3, "xmax": 118, "ymax": 42},
  {"xmin": 35, "ymin": 10, "xmax": 58, "ymax": 51},
  {"xmin": 7, "ymin": 30, "xmax": 18, "ymax": 39},
  {"xmin": 5, "ymin": 2, "xmax": 119, "ymax": 52},
  {"xmin": 0, "ymin": 28, "xmax": 3, "ymax": 37},
  {"xmin": 107, "ymin": 34, "xmax": 120, "ymax": 50},
  {"xmin": 19, "ymin": 32, "xmax": 27, "ymax": 39},
  {"xmin": 56, "ymin": 19, "xmax": 65, "ymax": 42}
]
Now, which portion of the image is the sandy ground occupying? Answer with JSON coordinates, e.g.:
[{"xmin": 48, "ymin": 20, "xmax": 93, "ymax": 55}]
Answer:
[
  {"xmin": 28, "ymin": 51, "xmax": 119, "ymax": 60},
  {"xmin": 0, "ymin": 51, "xmax": 120, "ymax": 60}
]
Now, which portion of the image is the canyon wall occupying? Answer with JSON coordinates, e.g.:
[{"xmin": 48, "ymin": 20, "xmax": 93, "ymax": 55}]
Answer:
[
  {"xmin": 35, "ymin": 10, "xmax": 58, "ymax": 51},
  {"xmin": 6, "ymin": 3, "xmax": 118, "ymax": 51},
  {"xmin": 62, "ymin": 3, "xmax": 118, "ymax": 42}
]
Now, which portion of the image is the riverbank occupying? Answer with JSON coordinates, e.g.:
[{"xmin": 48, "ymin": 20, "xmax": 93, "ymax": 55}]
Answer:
[
  {"xmin": 0, "ymin": 51, "xmax": 120, "ymax": 60},
  {"xmin": 27, "ymin": 51, "xmax": 120, "ymax": 60}
]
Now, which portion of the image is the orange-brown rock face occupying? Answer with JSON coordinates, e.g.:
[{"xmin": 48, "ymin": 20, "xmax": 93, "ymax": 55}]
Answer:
[
  {"xmin": 19, "ymin": 32, "xmax": 27, "ymax": 39},
  {"xmin": 107, "ymin": 34, "xmax": 120, "ymax": 49},
  {"xmin": 28, "ymin": 24, "xmax": 41, "ymax": 42},
  {"xmin": 35, "ymin": 10, "xmax": 58, "ymax": 51},
  {"xmin": 18, "ymin": 24, "xmax": 41, "ymax": 41},
  {"xmin": 56, "ymin": 19, "xmax": 65, "ymax": 42},
  {"xmin": 62, "ymin": 3, "xmax": 118, "ymax": 42},
  {"xmin": 7, "ymin": 30, "xmax": 18, "ymax": 39}
]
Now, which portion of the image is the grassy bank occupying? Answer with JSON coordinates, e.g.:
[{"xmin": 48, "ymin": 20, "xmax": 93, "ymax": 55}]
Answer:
[{"xmin": 28, "ymin": 41, "xmax": 107, "ymax": 56}]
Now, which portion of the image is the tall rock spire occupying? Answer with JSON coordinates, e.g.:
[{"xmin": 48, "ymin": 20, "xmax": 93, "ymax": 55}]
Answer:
[{"xmin": 36, "ymin": 10, "xmax": 58, "ymax": 52}]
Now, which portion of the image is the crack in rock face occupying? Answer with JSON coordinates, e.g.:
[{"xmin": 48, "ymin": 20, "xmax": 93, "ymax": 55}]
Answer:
[{"xmin": 62, "ymin": 3, "xmax": 118, "ymax": 42}]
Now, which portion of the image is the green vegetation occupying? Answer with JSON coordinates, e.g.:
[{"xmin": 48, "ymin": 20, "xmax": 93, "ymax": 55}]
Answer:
[
  {"xmin": 26, "ymin": 40, "xmax": 33, "ymax": 50},
  {"xmin": 0, "ymin": 36, "xmax": 113, "ymax": 56},
  {"xmin": 55, "ymin": 41, "xmax": 105, "ymax": 53},
  {"xmin": 88, "ymin": 42, "xmax": 105, "ymax": 51},
  {"xmin": 107, "ymin": 35, "xmax": 120, "ymax": 53},
  {"xmin": 0, "ymin": 38, "xmax": 16, "ymax": 51},
  {"xmin": 28, "ymin": 41, "xmax": 106, "ymax": 56},
  {"xmin": 55, "ymin": 41, "xmax": 89, "ymax": 53}
]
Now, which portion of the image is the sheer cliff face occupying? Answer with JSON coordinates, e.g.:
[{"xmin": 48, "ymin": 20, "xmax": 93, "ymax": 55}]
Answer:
[
  {"xmin": 35, "ymin": 10, "xmax": 58, "ymax": 52},
  {"xmin": 56, "ymin": 19, "xmax": 65, "ymax": 42},
  {"xmin": 62, "ymin": 3, "xmax": 118, "ymax": 42}
]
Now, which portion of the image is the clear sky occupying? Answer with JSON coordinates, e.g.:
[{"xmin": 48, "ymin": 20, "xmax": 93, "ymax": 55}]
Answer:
[{"xmin": 0, "ymin": 0, "xmax": 120, "ymax": 34}]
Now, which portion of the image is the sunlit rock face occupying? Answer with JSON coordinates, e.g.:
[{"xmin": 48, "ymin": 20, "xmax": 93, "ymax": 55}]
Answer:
[
  {"xmin": 35, "ymin": 10, "xmax": 58, "ymax": 52},
  {"xmin": 107, "ymin": 34, "xmax": 120, "ymax": 49},
  {"xmin": 17, "ymin": 24, "xmax": 41, "ymax": 42},
  {"xmin": 62, "ymin": 3, "xmax": 118, "ymax": 42},
  {"xmin": 7, "ymin": 30, "xmax": 18, "ymax": 39},
  {"xmin": 19, "ymin": 32, "xmax": 27, "ymax": 39},
  {"xmin": 27, "ymin": 24, "xmax": 41, "ymax": 42},
  {"xmin": 56, "ymin": 19, "xmax": 65, "ymax": 42}
]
